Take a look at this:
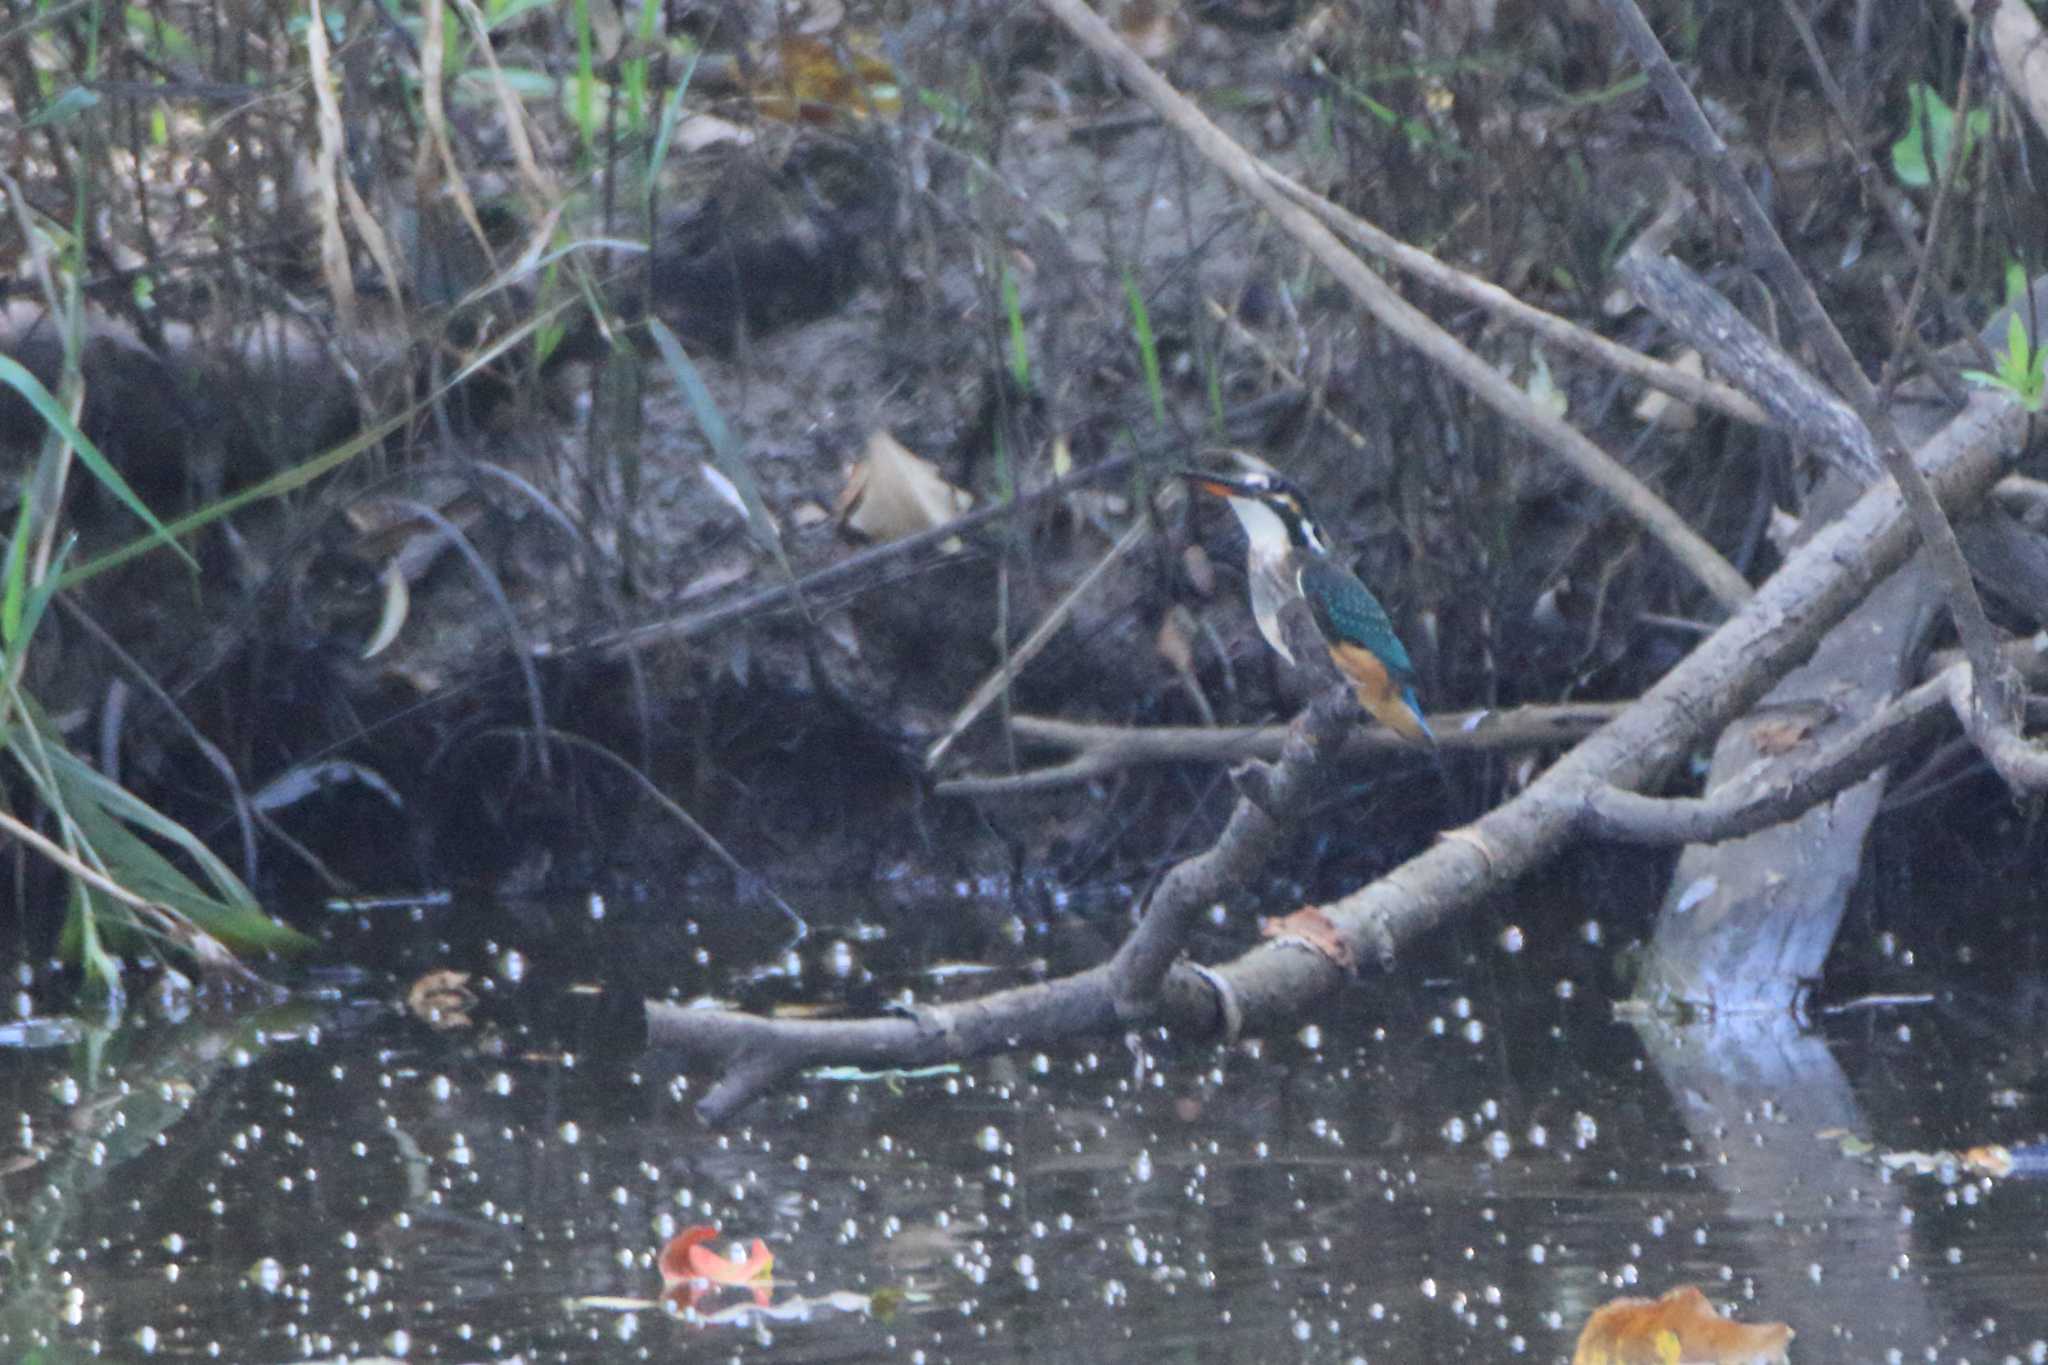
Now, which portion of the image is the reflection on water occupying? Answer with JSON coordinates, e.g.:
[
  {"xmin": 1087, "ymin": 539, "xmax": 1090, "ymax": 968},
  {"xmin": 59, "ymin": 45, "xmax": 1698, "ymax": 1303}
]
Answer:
[{"xmin": 7, "ymin": 882, "xmax": 2048, "ymax": 1362}]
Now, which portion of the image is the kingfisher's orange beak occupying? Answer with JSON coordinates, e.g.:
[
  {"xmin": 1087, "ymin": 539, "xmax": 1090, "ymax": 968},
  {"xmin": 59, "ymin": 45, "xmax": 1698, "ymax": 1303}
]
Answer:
[{"xmin": 1177, "ymin": 469, "xmax": 1259, "ymax": 501}]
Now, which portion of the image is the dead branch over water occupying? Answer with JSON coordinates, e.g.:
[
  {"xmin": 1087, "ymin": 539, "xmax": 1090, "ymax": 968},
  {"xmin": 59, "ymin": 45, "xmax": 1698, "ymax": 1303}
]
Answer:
[{"xmin": 644, "ymin": 1, "xmax": 2041, "ymax": 1119}]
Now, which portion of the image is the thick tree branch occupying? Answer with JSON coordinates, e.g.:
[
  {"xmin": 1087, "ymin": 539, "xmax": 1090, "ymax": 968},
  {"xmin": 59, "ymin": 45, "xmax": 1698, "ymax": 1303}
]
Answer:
[
  {"xmin": 646, "ymin": 390, "xmax": 2024, "ymax": 1122},
  {"xmin": 1603, "ymin": 0, "xmax": 2017, "ymax": 741},
  {"xmin": 1315, "ymin": 392, "xmax": 2021, "ymax": 967},
  {"xmin": 1581, "ymin": 640, "xmax": 2048, "ymax": 844},
  {"xmin": 1615, "ymin": 248, "xmax": 1878, "ymax": 483}
]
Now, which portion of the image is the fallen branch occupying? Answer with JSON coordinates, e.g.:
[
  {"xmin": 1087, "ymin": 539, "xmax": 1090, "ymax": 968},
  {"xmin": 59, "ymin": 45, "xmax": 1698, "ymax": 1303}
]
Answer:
[
  {"xmin": 1615, "ymin": 248, "xmax": 1878, "ymax": 484},
  {"xmin": 655, "ymin": 688, "xmax": 1364, "ymax": 1122},
  {"xmin": 1312, "ymin": 389, "xmax": 2019, "ymax": 974},
  {"xmin": 1605, "ymin": 0, "xmax": 2018, "ymax": 746},
  {"xmin": 1581, "ymin": 640, "xmax": 2048, "ymax": 845},
  {"xmin": 643, "ymin": 27, "xmax": 2025, "ymax": 1120},
  {"xmin": 1950, "ymin": 661, "xmax": 2048, "ymax": 791}
]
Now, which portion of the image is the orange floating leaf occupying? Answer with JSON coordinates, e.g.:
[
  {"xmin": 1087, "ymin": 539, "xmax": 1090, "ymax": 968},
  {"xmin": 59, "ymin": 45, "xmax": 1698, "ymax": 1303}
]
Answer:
[
  {"xmin": 687, "ymin": 1237, "xmax": 774, "ymax": 1286},
  {"xmin": 1573, "ymin": 1285, "xmax": 1792, "ymax": 1364},
  {"xmin": 657, "ymin": 1224, "xmax": 720, "ymax": 1288}
]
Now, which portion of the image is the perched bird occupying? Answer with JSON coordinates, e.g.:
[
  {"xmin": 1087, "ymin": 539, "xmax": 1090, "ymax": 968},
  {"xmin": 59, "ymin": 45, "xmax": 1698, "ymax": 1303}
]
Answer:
[{"xmin": 1182, "ymin": 464, "xmax": 1435, "ymax": 746}]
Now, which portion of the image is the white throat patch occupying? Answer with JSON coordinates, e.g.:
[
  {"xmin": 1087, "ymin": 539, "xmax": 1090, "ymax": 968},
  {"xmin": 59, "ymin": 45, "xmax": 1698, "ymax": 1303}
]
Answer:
[{"xmin": 1224, "ymin": 494, "xmax": 1292, "ymax": 562}]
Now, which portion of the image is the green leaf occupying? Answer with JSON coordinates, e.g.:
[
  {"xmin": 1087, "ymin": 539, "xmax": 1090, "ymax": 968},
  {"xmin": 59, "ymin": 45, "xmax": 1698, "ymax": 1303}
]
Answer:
[
  {"xmin": 1, "ymin": 494, "xmax": 33, "ymax": 649},
  {"xmin": 647, "ymin": 319, "xmax": 799, "ymax": 585},
  {"xmin": 40, "ymin": 739, "xmax": 308, "ymax": 954},
  {"xmin": 1123, "ymin": 269, "xmax": 1165, "ymax": 427},
  {"xmin": 0, "ymin": 355, "xmax": 197, "ymax": 573},
  {"xmin": 25, "ymin": 86, "xmax": 101, "ymax": 130},
  {"xmin": 1892, "ymin": 82, "xmax": 1982, "ymax": 190},
  {"xmin": 1003, "ymin": 266, "xmax": 1030, "ymax": 390}
]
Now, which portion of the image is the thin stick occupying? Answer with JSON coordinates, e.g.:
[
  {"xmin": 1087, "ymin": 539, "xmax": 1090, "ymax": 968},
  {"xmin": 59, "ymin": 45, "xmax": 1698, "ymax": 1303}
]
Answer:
[
  {"xmin": 924, "ymin": 511, "xmax": 1153, "ymax": 769},
  {"xmin": 1259, "ymin": 166, "xmax": 1771, "ymax": 429}
]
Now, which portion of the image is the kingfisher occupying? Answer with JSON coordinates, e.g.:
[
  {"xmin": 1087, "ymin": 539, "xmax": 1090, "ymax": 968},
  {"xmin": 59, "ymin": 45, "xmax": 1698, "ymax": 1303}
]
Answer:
[{"xmin": 1182, "ymin": 463, "xmax": 1435, "ymax": 746}]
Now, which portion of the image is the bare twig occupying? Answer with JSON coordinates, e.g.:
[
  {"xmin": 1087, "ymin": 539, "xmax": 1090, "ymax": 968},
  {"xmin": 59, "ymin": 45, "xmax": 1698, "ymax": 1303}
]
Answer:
[
  {"xmin": 925, "ymin": 511, "xmax": 1154, "ymax": 770},
  {"xmin": 1948, "ymin": 657, "xmax": 2048, "ymax": 790},
  {"xmin": 1260, "ymin": 166, "xmax": 1772, "ymax": 429},
  {"xmin": 1037, "ymin": 0, "xmax": 1753, "ymax": 613},
  {"xmin": 935, "ymin": 703, "xmax": 1622, "ymax": 797},
  {"xmin": 1877, "ymin": 6, "xmax": 1983, "ymax": 405}
]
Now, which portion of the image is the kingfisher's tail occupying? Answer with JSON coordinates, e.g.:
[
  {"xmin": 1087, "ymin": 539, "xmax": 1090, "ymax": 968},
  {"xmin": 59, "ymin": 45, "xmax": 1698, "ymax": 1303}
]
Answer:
[{"xmin": 1401, "ymin": 686, "xmax": 1437, "ymax": 748}]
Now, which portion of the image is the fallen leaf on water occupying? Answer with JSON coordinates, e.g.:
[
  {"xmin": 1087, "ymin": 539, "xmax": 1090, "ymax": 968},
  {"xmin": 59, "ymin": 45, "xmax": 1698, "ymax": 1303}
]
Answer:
[
  {"xmin": 658, "ymin": 1223, "xmax": 774, "ymax": 1311},
  {"xmin": 658, "ymin": 1225, "xmax": 720, "ymax": 1288},
  {"xmin": 1573, "ymin": 1284, "xmax": 1792, "ymax": 1364},
  {"xmin": 837, "ymin": 430, "xmax": 973, "ymax": 547},
  {"xmin": 1258, "ymin": 904, "xmax": 1354, "ymax": 972},
  {"xmin": 1964, "ymin": 1144, "xmax": 2014, "ymax": 1177},
  {"xmin": 405, "ymin": 970, "xmax": 476, "ymax": 1030},
  {"xmin": 688, "ymin": 1237, "xmax": 774, "ymax": 1286}
]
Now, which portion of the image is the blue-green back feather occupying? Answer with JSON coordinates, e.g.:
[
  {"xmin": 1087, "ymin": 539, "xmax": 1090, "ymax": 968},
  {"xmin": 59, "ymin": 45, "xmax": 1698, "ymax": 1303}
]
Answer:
[{"xmin": 1296, "ymin": 557, "xmax": 1416, "ymax": 682}]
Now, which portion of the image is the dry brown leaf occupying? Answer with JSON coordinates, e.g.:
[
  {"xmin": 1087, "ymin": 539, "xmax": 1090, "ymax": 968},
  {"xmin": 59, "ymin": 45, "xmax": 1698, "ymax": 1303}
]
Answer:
[
  {"xmin": 406, "ymin": 970, "xmax": 477, "ymax": 1030},
  {"xmin": 1258, "ymin": 905, "xmax": 1354, "ymax": 972},
  {"xmin": 1749, "ymin": 714, "xmax": 1817, "ymax": 755},
  {"xmin": 1573, "ymin": 1285, "xmax": 1792, "ymax": 1365},
  {"xmin": 747, "ymin": 34, "xmax": 900, "ymax": 123},
  {"xmin": 838, "ymin": 430, "xmax": 973, "ymax": 546},
  {"xmin": 1156, "ymin": 605, "xmax": 1197, "ymax": 675}
]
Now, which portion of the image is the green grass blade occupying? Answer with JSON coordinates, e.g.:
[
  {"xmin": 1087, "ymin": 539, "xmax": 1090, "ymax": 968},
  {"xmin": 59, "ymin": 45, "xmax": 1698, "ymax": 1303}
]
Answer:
[{"xmin": 0, "ymin": 354, "xmax": 198, "ymax": 573}]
